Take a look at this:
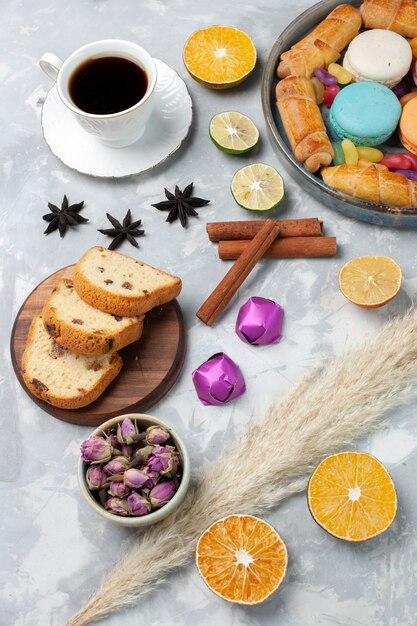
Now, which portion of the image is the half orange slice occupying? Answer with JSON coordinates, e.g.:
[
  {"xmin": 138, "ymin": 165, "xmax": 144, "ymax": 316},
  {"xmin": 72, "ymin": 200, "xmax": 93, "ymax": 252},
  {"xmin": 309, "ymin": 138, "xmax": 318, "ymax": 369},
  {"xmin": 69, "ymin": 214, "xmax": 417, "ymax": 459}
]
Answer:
[
  {"xmin": 196, "ymin": 514, "xmax": 288, "ymax": 604},
  {"xmin": 183, "ymin": 26, "xmax": 256, "ymax": 89},
  {"xmin": 339, "ymin": 255, "xmax": 402, "ymax": 308},
  {"xmin": 308, "ymin": 451, "xmax": 397, "ymax": 542}
]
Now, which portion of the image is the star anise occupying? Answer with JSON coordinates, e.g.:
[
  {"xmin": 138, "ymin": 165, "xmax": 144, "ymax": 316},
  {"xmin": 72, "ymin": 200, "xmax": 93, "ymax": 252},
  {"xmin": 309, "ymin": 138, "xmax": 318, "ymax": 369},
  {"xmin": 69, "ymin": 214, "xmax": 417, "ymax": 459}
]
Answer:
[
  {"xmin": 152, "ymin": 182, "xmax": 210, "ymax": 227},
  {"xmin": 98, "ymin": 210, "xmax": 145, "ymax": 250},
  {"xmin": 43, "ymin": 195, "xmax": 88, "ymax": 237}
]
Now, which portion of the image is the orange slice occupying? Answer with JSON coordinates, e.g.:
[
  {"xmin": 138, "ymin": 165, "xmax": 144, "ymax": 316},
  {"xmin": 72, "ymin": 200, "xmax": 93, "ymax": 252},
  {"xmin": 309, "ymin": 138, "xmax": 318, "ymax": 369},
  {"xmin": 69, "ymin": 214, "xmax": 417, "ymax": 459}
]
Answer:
[
  {"xmin": 308, "ymin": 452, "xmax": 397, "ymax": 542},
  {"xmin": 339, "ymin": 255, "xmax": 402, "ymax": 308},
  {"xmin": 196, "ymin": 514, "xmax": 287, "ymax": 604},
  {"xmin": 183, "ymin": 26, "xmax": 257, "ymax": 89}
]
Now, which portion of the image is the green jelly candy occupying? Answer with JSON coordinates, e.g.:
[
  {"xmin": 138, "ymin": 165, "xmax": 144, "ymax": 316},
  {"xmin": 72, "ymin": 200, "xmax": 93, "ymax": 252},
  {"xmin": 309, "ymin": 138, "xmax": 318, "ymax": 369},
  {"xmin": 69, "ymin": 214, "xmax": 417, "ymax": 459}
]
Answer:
[{"xmin": 331, "ymin": 142, "xmax": 345, "ymax": 166}]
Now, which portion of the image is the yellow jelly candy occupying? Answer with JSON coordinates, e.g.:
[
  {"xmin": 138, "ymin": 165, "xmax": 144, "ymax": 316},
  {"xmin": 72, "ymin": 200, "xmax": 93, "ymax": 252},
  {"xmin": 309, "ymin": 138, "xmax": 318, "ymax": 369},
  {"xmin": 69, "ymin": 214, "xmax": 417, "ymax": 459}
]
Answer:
[
  {"xmin": 341, "ymin": 139, "xmax": 358, "ymax": 165},
  {"xmin": 328, "ymin": 63, "xmax": 352, "ymax": 85},
  {"xmin": 311, "ymin": 77, "xmax": 325, "ymax": 105},
  {"xmin": 356, "ymin": 146, "xmax": 384, "ymax": 163}
]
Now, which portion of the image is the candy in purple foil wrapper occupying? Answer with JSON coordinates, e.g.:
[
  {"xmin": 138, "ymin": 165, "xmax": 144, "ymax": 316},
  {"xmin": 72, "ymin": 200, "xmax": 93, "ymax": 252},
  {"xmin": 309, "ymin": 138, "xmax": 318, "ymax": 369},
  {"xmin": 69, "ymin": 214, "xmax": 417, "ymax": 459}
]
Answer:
[
  {"xmin": 192, "ymin": 352, "xmax": 246, "ymax": 406},
  {"xmin": 236, "ymin": 296, "xmax": 284, "ymax": 345}
]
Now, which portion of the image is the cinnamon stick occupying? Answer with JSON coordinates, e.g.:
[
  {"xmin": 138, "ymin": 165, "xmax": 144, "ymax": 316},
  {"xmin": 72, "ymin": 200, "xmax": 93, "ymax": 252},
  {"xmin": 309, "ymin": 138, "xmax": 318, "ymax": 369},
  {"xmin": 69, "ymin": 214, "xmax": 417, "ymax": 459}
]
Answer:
[
  {"xmin": 218, "ymin": 236, "xmax": 336, "ymax": 260},
  {"xmin": 206, "ymin": 218, "xmax": 323, "ymax": 241},
  {"xmin": 197, "ymin": 220, "xmax": 280, "ymax": 326}
]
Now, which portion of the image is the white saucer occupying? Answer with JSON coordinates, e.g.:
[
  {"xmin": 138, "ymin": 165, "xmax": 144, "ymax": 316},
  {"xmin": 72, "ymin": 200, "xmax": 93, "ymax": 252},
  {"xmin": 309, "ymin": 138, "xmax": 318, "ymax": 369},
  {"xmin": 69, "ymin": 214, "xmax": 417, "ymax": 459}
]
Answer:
[{"xmin": 41, "ymin": 59, "xmax": 192, "ymax": 178}]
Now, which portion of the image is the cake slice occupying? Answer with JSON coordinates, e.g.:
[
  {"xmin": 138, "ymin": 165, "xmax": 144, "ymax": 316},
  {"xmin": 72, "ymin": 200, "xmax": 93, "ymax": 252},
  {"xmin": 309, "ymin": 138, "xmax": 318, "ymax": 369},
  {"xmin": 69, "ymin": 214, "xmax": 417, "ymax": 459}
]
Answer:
[
  {"xmin": 73, "ymin": 247, "xmax": 182, "ymax": 316},
  {"xmin": 22, "ymin": 314, "xmax": 122, "ymax": 409},
  {"xmin": 42, "ymin": 278, "xmax": 144, "ymax": 355}
]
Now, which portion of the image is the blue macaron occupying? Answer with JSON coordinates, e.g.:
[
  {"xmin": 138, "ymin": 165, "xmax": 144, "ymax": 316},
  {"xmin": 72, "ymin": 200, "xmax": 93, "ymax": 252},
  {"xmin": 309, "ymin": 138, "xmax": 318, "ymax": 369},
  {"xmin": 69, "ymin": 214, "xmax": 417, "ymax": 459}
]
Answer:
[{"xmin": 330, "ymin": 82, "xmax": 401, "ymax": 146}]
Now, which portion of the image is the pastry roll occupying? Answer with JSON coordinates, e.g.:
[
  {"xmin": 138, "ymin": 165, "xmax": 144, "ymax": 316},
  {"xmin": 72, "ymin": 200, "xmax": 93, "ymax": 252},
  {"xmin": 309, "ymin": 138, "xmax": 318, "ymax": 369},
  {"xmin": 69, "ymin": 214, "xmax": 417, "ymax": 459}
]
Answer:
[
  {"xmin": 276, "ymin": 75, "xmax": 333, "ymax": 173},
  {"xmin": 360, "ymin": 0, "xmax": 417, "ymax": 38},
  {"xmin": 322, "ymin": 160, "xmax": 417, "ymax": 207},
  {"xmin": 277, "ymin": 4, "xmax": 362, "ymax": 78}
]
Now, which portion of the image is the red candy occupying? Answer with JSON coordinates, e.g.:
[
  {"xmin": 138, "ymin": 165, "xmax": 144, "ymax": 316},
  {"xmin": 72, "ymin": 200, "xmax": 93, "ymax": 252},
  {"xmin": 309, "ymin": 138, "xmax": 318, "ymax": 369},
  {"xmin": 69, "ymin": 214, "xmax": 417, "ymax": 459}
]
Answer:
[
  {"xmin": 401, "ymin": 153, "xmax": 417, "ymax": 171},
  {"xmin": 323, "ymin": 84, "xmax": 341, "ymax": 108},
  {"xmin": 380, "ymin": 154, "xmax": 413, "ymax": 170}
]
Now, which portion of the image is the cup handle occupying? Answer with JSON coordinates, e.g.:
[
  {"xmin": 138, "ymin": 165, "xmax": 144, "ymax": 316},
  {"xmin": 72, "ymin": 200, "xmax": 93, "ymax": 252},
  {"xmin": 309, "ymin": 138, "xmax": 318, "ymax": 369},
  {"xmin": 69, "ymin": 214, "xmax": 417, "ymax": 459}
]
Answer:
[{"xmin": 39, "ymin": 53, "xmax": 63, "ymax": 81}]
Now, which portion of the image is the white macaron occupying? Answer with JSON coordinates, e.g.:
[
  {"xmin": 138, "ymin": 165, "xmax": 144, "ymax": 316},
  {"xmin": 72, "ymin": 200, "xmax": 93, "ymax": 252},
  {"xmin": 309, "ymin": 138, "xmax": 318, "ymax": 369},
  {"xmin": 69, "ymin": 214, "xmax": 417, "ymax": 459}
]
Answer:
[{"xmin": 343, "ymin": 29, "xmax": 412, "ymax": 88}]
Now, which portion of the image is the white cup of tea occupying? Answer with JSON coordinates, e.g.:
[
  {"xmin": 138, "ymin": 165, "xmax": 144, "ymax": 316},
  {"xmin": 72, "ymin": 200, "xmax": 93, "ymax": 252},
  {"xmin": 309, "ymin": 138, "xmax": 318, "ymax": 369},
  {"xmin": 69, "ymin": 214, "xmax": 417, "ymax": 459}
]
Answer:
[{"xmin": 39, "ymin": 40, "xmax": 157, "ymax": 148}]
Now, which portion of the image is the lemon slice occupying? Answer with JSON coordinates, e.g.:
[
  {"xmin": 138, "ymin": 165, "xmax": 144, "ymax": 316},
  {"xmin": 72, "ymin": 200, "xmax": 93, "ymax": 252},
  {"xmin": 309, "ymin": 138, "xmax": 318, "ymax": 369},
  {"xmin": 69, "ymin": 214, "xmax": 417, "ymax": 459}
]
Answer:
[
  {"xmin": 231, "ymin": 163, "xmax": 284, "ymax": 211},
  {"xmin": 339, "ymin": 255, "xmax": 402, "ymax": 308},
  {"xmin": 209, "ymin": 112, "xmax": 259, "ymax": 154}
]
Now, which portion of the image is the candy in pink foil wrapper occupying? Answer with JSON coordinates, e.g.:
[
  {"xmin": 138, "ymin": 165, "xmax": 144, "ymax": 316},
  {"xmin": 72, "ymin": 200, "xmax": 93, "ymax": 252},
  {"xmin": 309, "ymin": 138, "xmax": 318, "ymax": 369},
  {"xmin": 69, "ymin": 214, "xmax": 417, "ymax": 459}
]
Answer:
[
  {"xmin": 192, "ymin": 352, "xmax": 246, "ymax": 406},
  {"xmin": 236, "ymin": 296, "xmax": 284, "ymax": 345}
]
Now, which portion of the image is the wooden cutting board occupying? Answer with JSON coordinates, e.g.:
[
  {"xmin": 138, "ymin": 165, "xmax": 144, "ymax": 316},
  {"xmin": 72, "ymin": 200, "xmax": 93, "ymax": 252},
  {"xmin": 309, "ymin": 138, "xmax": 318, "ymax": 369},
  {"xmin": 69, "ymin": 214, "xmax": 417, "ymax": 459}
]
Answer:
[{"xmin": 10, "ymin": 265, "xmax": 186, "ymax": 426}]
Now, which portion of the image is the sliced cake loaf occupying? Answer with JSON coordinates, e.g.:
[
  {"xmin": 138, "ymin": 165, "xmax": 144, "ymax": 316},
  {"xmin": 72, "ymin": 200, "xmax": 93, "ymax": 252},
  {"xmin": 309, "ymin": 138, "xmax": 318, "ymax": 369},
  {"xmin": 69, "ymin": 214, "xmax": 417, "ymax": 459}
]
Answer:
[
  {"xmin": 73, "ymin": 246, "xmax": 182, "ymax": 317},
  {"xmin": 42, "ymin": 278, "xmax": 144, "ymax": 355},
  {"xmin": 22, "ymin": 314, "xmax": 122, "ymax": 409}
]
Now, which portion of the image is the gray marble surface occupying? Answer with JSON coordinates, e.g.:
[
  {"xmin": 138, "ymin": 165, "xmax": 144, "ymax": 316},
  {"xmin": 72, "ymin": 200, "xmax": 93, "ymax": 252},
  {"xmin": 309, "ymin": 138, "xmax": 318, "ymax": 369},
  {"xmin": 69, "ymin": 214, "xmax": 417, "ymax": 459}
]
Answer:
[{"xmin": 1, "ymin": 0, "xmax": 417, "ymax": 624}]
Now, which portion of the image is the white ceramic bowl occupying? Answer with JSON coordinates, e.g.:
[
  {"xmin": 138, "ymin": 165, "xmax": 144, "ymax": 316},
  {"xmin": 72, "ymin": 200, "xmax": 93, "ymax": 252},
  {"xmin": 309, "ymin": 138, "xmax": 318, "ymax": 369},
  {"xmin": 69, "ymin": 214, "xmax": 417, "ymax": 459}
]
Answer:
[{"xmin": 78, "ymin": 413, "xmax": 191, "ymax": 527}]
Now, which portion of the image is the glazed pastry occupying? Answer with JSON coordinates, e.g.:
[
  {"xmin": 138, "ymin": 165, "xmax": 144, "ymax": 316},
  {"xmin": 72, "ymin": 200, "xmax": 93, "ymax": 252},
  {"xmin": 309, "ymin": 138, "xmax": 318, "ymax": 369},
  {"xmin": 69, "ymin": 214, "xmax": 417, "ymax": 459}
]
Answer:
[
  {"xmin": 277, "ymin": 4, "xmax": 362, "ymax": 78},
  {"xmin": 276, "ymin": 75, "xmax": 334, "ymax": 173},
  {"xmin": 399, "ymin": 97, "xmax": 417, "ymax": 154},
  {"xmin": 322, "ymin": 160, "xmax": 417, "ymax": 206},
  {"xmin": 410, "ymin": 36, "xmax": 417, "ymax": 57},
  {"xmin": 330, "ymin": 82, "xmax": 401, "ymax": 146},
  {"xmin": 360, "ymin": 0, "xmax": 417, "ymax": 38},
  {"xmin": 343, "ymin": 30, "xmax": 412, "ymax": 87}
]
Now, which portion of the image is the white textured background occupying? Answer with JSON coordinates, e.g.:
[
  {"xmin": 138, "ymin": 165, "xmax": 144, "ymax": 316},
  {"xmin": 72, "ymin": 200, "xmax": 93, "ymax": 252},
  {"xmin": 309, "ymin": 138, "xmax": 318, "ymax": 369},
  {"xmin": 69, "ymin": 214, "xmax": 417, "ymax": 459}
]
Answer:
[{"xmin": 1, "ymin": 1, "xmax": 417, "ymax": 625}]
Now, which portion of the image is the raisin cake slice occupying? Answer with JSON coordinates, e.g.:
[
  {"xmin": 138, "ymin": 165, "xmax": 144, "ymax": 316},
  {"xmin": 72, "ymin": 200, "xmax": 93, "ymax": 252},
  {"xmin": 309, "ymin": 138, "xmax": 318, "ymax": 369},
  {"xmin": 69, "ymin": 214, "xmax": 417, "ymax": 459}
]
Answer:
[
  {"xmin": 73, "ymin": 246, "xmax": 182, "ymax": 317},
  {"xmin": 42, "ymin": 278, "xmax": 144, "ymax": 355},
  {"xmin": 22, "ymin": 314, "xmax": 122, "ymax": 409}
]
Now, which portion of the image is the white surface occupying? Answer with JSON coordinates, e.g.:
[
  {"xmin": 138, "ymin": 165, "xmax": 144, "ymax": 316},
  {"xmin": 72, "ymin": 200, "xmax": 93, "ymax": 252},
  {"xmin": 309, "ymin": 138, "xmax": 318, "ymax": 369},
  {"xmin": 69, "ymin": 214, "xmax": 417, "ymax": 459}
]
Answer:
[
  {"xmin": 42, "ymin": 59, "xmax": 192, "ymax": 175},
  {"xmin": 1, "ymin": 1, "xmax": 417, "ymax": 625}
]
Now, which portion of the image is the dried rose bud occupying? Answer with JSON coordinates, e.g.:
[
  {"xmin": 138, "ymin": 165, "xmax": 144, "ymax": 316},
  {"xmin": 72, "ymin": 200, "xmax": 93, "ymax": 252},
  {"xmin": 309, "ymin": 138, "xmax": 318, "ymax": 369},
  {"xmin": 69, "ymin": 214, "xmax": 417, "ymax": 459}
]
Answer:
[
  {"xmin": 86, "ymin": 465, "xmax": 107, "ymax": 490},
  {"xmin": 108, "ymin": 481, "xmax": 130, "ymax": 498},
  {"xmin": 106, "ymin": 497, "xmax": 130, "ymax": 516},
  {"xmin": 127, "ymin": 492, "xmax": 151, "ymax": 516},
  {"xmin": 81, "ymin": 435, "xmax": 113, "ymax": 464},
  {"xmin": 145, "ymin": 425, "xmax": 170, "ymax": 445},
  {"xmin": 124, "ymin": 467, "xmax": 159, "ymax": 489},
  {"xmin": 149, "ymin": 480, "xmax": 176, "ymax": 509},
  {"xmin": 117, "ymin": 418, "xmax": 139, "ymax": 445},
  {"xmin": 133, "ymin": 444, "xmax": 154, "ymax": 465},
  {"xmin": 120, "ymin": 443, "xmax": 133, "ymax": 459},
  {"xmin": 108, "ymin": 434, "xmax": 120, "ymax": 450},
  {"xmin": 103, "ymin": 456, "xmax": 129, "ymax": 476},
  {"xmin": 147, "ymin": 446, "xmax": 179, "ymax": 477}
]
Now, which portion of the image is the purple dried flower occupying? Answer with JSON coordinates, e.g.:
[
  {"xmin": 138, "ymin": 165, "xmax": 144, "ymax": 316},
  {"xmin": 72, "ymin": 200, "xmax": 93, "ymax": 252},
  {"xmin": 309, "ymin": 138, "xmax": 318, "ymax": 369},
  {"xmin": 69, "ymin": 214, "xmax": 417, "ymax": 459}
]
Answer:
[
  {"xmin": 149, "ymin": 480, "xmax": 176, "ymax": 509},
  {"xmin": 106, "ymin": 497, "xmax": 130, "ymax": 516},
  {"xmin": 147, "ymin": 446, "xmax": 179, "ymax": 477},
  {"xmin": 80, "ymin": 435, "xmax": 113, "ymax": 464},
  {"xmin": 124, "ymin": 467, "xmax": 159, "ymax": 489},
  {"xmin": 117, "ymin": 418, "xmax": 139, "ymax": 445},
  {"xmin": 145, "ymin": 425, "xmax": 170, "ymax": 445},
  {"xmin": 127, "ymin": 492, "xmax": 151, "ymax": 516},
  {"xmin": 103, "ymin": 456, "xmax": 129, "ymax": 475},
  {"xmin": 108, "ymin": 481, "xmax": 130, "ymax": 498},
  {"xmin": 133, "ymin": 444, "xmax": 154, "ymax": 465},
  {"xmin": 108, "ymin": 434, "xmax": 120, "ymax": 450},
  {"xmin": 86, "ymin": 465, "xmax": 107, "ymax": 490},
  {"xmin": 120, "ymin": 443, "xmax": 133, "ymax": 459}
]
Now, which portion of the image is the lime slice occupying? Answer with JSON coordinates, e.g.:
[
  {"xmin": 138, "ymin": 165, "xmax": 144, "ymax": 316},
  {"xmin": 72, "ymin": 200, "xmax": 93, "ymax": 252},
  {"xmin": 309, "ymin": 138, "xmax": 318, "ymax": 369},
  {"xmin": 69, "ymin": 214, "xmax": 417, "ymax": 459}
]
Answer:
[
  {"xmin": 231, "ymin": 163, "xmax": 284, "ymax": 211},
  {"xmin": 209, "ymin": 112, "xmax": 259, "ymax": 154}
]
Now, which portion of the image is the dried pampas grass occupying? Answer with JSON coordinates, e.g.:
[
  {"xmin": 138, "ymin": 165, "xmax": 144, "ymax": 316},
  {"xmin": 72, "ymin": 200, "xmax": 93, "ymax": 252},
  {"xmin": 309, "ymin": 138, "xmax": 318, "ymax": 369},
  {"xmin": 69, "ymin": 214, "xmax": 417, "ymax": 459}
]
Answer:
[{"xmin": 67, "ymin": 309, "xmax": 417, "ymax": 626}]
